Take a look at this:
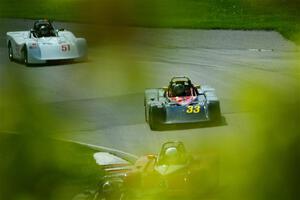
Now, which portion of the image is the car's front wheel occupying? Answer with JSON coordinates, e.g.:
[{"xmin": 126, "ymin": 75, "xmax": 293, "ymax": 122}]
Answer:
[
  {"xmin": 148, "ymin": 108, "xmax": 159, "ymax": 130},
  {"xmin": 144, "ymin": 101, "xmax": 149, "ymax": 123},
  {"xmin": 208, "ymin": 101, "xmax": 221, "ymax": 122},
  {"xmin": 144, "ymin": 106, "xmax": 148, "ymax": 122},
  {"xmin": 22, "ymin": 46, "xmax": 28, "ymax": 65},
  {"xmin": 8, "ymin": 43, "xmax": 13, "ymax": 61}
]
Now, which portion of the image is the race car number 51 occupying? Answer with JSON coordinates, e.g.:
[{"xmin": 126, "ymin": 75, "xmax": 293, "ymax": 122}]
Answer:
[
  {"xmin": 61, "ymin": 44, "xmax": 71, "ymax": 52},
  {"xmin": 186, "ymin": 105, "xmax": 200, "ymax": 113}
]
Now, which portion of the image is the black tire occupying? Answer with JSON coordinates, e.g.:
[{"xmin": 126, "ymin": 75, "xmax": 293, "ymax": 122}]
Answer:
[
  {"xmin": 148, "ymin": 108, "xmax": 159, "ymax": 130},
  {"xmin": 22, "ymin": 46, "xmax": 29, "ymax": 65},
  {"xmin": 144, "ymin": 106, "xmax": 148, "ymax": 122},
  {"xmin": 208, "ymin": 102, "xmax": 221, "ymax": 122},
  {"xmin": 8, "ymin": 42, "xmax": 13, "ymax": 61},
  {"xmin": 144, "ymin": 98, "xmax": 148, "ymax": 122}
]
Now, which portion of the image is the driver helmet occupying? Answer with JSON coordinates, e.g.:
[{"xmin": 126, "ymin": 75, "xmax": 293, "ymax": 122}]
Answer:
[
  {"xmin": 39, "ymin": 25, "xmax": 50, "ymax": 37},
  {"xmin": 165, "ymin": 147, "xmax": 179, "ymax": 158},
  {"xmin": 173, "ymin": 83, "xmax": 185, "ymax": 96}
]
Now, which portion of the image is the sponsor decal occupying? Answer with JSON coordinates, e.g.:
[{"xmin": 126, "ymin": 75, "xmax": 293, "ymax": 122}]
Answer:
[{"xmin": 186, "ymin": 105, "xmax": 201, "ymax": 114}]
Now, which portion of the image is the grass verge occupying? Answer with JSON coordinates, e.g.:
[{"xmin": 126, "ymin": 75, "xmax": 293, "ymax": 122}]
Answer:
[
  {"xmin": 0, "ymin": 0, "xmax": 299, "ymax": 42},
  {"xmin": 0, "ymin": 133, "xmax": 103, "ymax": 199}
]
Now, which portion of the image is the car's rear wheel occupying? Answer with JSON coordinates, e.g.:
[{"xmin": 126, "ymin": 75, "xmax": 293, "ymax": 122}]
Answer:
[
  {"xmin": 148, "ymin": 108, "xmax": 159, "ymax": 130},
  {"xmin": 144, "ymin": 106, "xmax": 148, "ymax": 122},
  {"xmin": 22, "ymin": 46, "xmax": 28, "ymax": 65},
  {"xmin": 144, "ymin": 100, "xmax": 150, "ymax": 123},
  {"xmin": 208, "ymin": 102, "xmax": 221, "ymax": 122},
  {"xmin": 149, "ymin": 117, "xmax": 155, "ymax": 130},
  {"xmin": 8, "ymin": 42, "xmax": 13, "ymax": 61}
]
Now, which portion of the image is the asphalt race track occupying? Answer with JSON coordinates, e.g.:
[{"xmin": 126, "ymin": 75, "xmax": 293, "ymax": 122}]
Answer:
[{"xmin": 1, "ymin": 18, "xmax": 299, "ymax": 158}]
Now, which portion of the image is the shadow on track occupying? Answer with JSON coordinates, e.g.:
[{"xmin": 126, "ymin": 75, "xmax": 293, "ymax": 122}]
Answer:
[
  {"xmin": 152, "ymin": 116, "xmax": 227, "ymax": 132},
  {"xmin": 10, "ymin": 59, "xmax": 90, "ymax": 67}
]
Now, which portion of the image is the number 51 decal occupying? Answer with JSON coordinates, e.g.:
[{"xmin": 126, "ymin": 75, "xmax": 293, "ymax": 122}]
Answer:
[
  {"xmin": 61, "ymin": 44, "xmax": 71, "ymax": 52},
  {"xmin": 186, "ymin": 105, "xmax": 200, "ymax": 113}
]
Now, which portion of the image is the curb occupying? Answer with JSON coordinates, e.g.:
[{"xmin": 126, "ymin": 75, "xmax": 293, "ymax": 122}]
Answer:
[{"xmin": 64, "ymin": 139, "xmax": 138, "ymax": 164}]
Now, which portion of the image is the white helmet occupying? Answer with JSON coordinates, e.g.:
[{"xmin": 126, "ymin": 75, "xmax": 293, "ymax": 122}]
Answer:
[{"xmin": 165, "ymin": 147, "xmax": 178, "ymax": 157}]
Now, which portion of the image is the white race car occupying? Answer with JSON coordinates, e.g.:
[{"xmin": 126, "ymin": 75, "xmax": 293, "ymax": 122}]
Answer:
[{"xmin": 6, "ymin": 19, "xmax": 87, "ymax": 65}]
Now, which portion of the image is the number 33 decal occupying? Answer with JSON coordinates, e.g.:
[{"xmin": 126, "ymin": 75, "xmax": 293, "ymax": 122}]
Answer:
[
  {"xmin": 61, "ymin": 44, "xmax": 71, "ymax": 52},
  {"xmin": 186, "ymin": 105, "xmax": 200, "ymax": 113}
]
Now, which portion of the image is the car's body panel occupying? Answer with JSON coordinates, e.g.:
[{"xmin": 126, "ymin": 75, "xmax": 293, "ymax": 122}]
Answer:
[
  {"xmin": 6, "ymin": 27, "xmax": 87, "ymax": 64},
  {"xmin": 164, "ymin": 100, "xmax": 209, "ymax": 124}
]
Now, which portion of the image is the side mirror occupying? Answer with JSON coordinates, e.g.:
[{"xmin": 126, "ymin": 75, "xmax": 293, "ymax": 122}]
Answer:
[
  {"xmin": 194, "ymin": 85, "xmax": 201, "ymax": 89},
  {"xmin": 162, "ymin": 86, "xmax": 168, "ymax": 91},
  {"xmin": 58, "ymin": 28, "xmax": 65, "ymax": 32}
]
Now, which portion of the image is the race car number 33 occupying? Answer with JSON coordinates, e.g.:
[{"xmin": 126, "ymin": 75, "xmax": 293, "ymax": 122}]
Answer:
[{"xmin": 186, "ymin": 105, "xmax": 200, "ymax": 113}]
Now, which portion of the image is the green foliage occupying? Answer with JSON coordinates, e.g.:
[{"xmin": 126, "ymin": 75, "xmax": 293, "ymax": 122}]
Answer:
[
  {"xmin": 220, "ymin": 81, "xmax": 300, "ymax": 200},
  {"xmin": 0, "ymin": 0, "xmax": 299, "ymax": 41},
  {"xmin": 0, "ymin": 134, "xmax": 102, "ymax": 200},
  {"xmin": 0, "ymin": 69, "xmax": 102, "ymax": 200}
]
